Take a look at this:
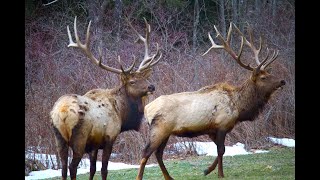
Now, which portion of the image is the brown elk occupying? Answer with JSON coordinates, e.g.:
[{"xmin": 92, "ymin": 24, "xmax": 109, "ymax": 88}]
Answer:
[
  {"xmin": 135, "ymin": 23, "xmax": 285, "ymax": 180},
  {"xmin": 50, "ymin": 17, "xmax": 162, "ymax": 180}
]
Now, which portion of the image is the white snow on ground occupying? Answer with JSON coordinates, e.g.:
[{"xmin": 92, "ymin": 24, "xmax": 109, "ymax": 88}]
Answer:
[
  {"xmin": 25, "ymin": 137, "xmax": 294, "ymax": 179},
  {"xmin": 174, "ymin": 142, "xmax": 269, "ymax": 156},
  {"xmin": 26, "ymin": 159, "xmax": 156, "ymax": 180},
  {"xmin": 267, "ymin": 137, "xmax": 295, "ymax": 147}
]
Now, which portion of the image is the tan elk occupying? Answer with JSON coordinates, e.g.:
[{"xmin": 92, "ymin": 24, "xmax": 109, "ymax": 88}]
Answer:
[
  {"xmin": 135, "ymin": 23, "xmax": 285, "ymax": 180},
  {"xmin": 50, "ymin": 17, "xmax": 162, "ymax": 180}
]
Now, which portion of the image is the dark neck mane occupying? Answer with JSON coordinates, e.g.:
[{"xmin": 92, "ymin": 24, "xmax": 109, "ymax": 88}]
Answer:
[
  {"xmin": 234, "ymin": 80, "xmax": 270, "ymax": 122},
  {"xmin": 112, "ymin": 86, "xmax": 145, "ymax": 132}
]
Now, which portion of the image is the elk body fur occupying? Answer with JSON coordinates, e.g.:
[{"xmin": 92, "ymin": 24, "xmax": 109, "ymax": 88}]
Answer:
[
  {"xmin": 50, "ymin": 17, "xmax": 161, "ymax": 180},
  {"xmin": 51, "ymin": 78, "xmax": 150, "ymax": 180},
  {"xmin": 51, "ymin": 85, "xmax": 147, "ymax": 148},
  {"xmin": 136, "ymin": 23, "xmax": 286, "ymax": 180}
]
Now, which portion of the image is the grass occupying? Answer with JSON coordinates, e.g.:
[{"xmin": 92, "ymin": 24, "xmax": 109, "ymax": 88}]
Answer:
[{"xmin": 46, "ymin": 146, "xmax": 294, "ymax": 180}]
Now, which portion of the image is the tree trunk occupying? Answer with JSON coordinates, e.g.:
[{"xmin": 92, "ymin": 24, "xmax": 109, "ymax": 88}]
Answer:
[
  {"xmin": 232, "ymin": 0, "xmax": 238, "ymax": 25},
  {"xmin": 87, "ymin": 0, "xmax": 109, "ymax": 51},
  {"xmin": 113, "ymin": 0, "xmax": 123, "ymax": 42},
  {"xmin": 255, "ymin": 0, "xmax": 261, "ymax": 15},
  {"xmin": 218, "ymin": 0, "xmax": 227, "ymax": 62},
  {"xmin": 236, "ymin": 0, "xmax": 247, "ymax": 32},
  {"xmin": 192, "ymin": 0, "xmax": 200, "ymax": 88},
  {"xmin": 219, "ymin": 0, "xmax": 226, "ymax": 37},
  {"xmin": 272, "ymin": 0, "xmax": 277, "ymax": 18},
  {"xmin": 192, "ymin": 0, "xmax": 200, "ymax": 53}
]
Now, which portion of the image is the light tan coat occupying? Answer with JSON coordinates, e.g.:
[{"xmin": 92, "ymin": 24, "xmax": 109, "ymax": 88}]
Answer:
[
  {"xmin": 50, "ymin": 89, "xmax": 121, "ymax": 147},
  {"xmin": 145, "ymin": 84, "xmax": 239, "ymax": 134}
]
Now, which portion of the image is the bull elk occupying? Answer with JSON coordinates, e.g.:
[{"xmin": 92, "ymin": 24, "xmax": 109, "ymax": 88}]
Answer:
[
  {"xmin": 136, "ymin": 23, "xmax": 285, "ymax": 180},
  {"xmin": 50, "ymin": 17, "xmax": 162, "ymax": 180}
]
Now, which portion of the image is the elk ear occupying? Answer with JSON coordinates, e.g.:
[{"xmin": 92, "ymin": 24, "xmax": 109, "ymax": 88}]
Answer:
[
  {"xmin": 251, "ymin": 69, "xmax": 258, "ymax": 82},
  {"xmin": 265, "ymin": 67, "xmax": 272, "ymax": 73},
  {"xmin": 120, "ymin": 73, "xmax": 130, "ymax": 84},
  {"xmin": 140, "ymin": 68, "xmax": 152, "ymax": 78}
]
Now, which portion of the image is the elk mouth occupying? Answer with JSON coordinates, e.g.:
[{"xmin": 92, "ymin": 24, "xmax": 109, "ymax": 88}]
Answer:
[
  {"xmin": 147, "ymin": 90, "xmax": 155, "ymax": 95},
  {"xmin": 275, "ymin": 80, "xmax": 286, "ymax": 90},
  {"xmin": 147, "ymin": 89, "xmax": 155, "ymax": 95},
  {"xmin": 147, "ymin": 85, "xmax": 155, "ymax": 95}
]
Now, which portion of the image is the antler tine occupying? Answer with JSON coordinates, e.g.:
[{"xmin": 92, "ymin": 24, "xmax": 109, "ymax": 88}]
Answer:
[
  {"xmin": 139, "ymin": 43, "xmax": 163, "ymax": 70},
  {"xmin": 226, "ymin": 22, "xmax": 233, "ymax": 44},
  {"xmin": 202, "ymin": 32, "xmax": 224, "ymax": 56},
  {"xmin": 144, "ymin": 17, "xmax": 151, "ymax": 60},
  {"xmin": 203, "ymin": 23, "xmax": 254, "ymax": 71},
  {"xmin": 116, "ymin": 55, "xmax": 136, "ymax": 74},
  {"xmin": 67, "ymin": 25, "xmax": 77, "ymax": 47},
  {"xmin": 67, "ymin": 16, "xmax": 135, "ymax": 74},
  {"xmin": 261, "ymin": 47, "xmax": 271, "ymax": 64},
  {"xmin": 149, "ymin": 50, "xmax": 163, "ymax": 67},
  {"xmin": 233, "ymin": 23, "xmax": 263, "ymax": 66},
  {"xmin": 125, "ymin": 17, "xmax": 162, "ymax": 72},
  {"xmin": 256, "ymin": 48, "xmax": 271, "ymax": 71},
  {"xmin": 128, "ymin": 55, "xmax": 137, "ymax": 72},
  {"xmin": 261, "ymin": 49, "xmax": 279, "ymax": 70},
  {"xmin": 213, "ymin": 25, "xmax": 229, "ymax": 48},
  {"xmin": 138, "ymin": 43, "xmax": 163, "ymax": 72}
]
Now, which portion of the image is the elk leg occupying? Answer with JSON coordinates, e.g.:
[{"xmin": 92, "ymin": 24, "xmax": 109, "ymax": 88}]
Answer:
[
  {"xmin": 204, "ymin": 133, "xmax": 218, "ymax": 176},
  {"xmin": 155, "ymin": 137, "xmax": 173, "ymax": 180},
  {"xmin": 101, "ymin": 142, "xmax": 113, "ymax": 180},
  {"xmin": 68, "ymin": 136, "xmax": 86, "ymax": 180},
  {"xmin": 204, "ymin": 131, "xmax": 226, "ymax": 177},
  {"xmin": 69, "ymin": 150, "xmax": 84, "ymax": 180},
  {"xmin": 58, "ymin": 144, "xmax": 69, "ymax": 180},
  {"xmin": 53, "ymin": 127, "xmax": 68, "ymax": 180},
  {"xmin": 89, "ymin": 149, "xmax": 98, "ymax": 180},
  {"xmin": 136, "ymin": 130, "xmax": 170, "ymax": 180},
  {"xmin": 204, "ymin": 157, "xmax": 218, "ymax": 176},
  {"xmin": 216, "ymin": 130, "xmax": 226, "ymax": 178},
  {"xmin": 136, "ymin": 142, "xmax": 156, "ymax": 180}
]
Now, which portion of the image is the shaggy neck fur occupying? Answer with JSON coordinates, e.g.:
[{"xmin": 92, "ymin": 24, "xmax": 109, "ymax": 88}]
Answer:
[
  {"xmin": 112, "ymin": 85, "xmax": 146, "ymax": 132},
  {"xmin": 233, "ymin": 79, "xmax": 271, "ymax": 122}
]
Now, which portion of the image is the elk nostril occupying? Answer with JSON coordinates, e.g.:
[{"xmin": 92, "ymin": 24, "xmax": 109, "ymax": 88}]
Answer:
[
  {"xmin": 280, "ymin": 80, "xmax": 286, "ymax": 86},
  {"xmin": 148, "ymin": 85, "xmax": 155, "ymax": 91}
]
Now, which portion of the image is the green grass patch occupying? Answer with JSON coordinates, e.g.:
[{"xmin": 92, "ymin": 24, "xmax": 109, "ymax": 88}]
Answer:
[{"xmin": 46, "ymin": 146, "xmax": 294, "ymax": 180}]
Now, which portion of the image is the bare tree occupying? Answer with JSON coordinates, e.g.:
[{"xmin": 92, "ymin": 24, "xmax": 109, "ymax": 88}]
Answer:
[
  {"xmin": 255, "ymin": 0, "xmax": 261, "ymax": 15},
  {"xmin": 218, "ymin": 0, "xmax": 226, "ymax": 37},
  {"xmin": 272, "ymin": 0, "xmax": 277, "ymax": 18},
  {"xmin": 232, "ymin": 0, "xmax": 238, "ymax": 25},
  {"xmin": 192, "ymin": 0, "xmax": 200, "ymax": 53},
  {"xmin": 87, "ymin": 0, "xmax": 109, "ymax": 50},
  {"xmin": 113, "ymin": 0, "xmax": 123, "ymax": 41}
]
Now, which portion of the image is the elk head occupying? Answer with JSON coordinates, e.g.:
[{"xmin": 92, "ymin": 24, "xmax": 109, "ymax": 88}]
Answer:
[
  {"xmin": 67, "ymin": 16, "xmax": 162, "ymax": 98},
  {"xmin": 203, "ymin": 23, "xmax": 285, "ymax": 97}
]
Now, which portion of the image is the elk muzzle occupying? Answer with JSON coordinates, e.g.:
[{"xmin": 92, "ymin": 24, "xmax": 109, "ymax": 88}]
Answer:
[
  {"xmin": 276, "ymin": 80, "xmax": 286, "ymax": 90},
  {"xmin": 147, "ymin": 85, "xmax": 155, "ymax": 94}
]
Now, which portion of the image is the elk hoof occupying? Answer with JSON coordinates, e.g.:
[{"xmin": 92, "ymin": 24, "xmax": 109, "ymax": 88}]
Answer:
[{"xmin": 203, "ymin": 169, "xmax": 209, "ymax": 176}]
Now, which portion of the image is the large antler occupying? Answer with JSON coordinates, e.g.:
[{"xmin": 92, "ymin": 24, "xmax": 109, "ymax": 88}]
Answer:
[
  {"xmin": 203, "ymin": 23, "xmax": 279, "ymax": 72},
  {"xmin": 67, "ymin": 16, "xmax": 136, "ymax": 74},
  {"xmin": 233, "ymin": 23, "xmax": 279, "ymax": 71},
  {"xmin": 202, "ymin": 23, "xmax": 254, "ymax": 71},
  {"xmin": 125, "ymin": 17, "xmax": 162, "ymax": 72}
]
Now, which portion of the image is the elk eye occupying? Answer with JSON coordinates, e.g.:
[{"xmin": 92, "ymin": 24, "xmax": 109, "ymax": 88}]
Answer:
[
  {"xmin": 129, "ymin": 80, "xmax": 135, "ymax": 85},
  {"xmin": 261, "ymin": 76, "xmax": 267, "ymax": 80}
]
